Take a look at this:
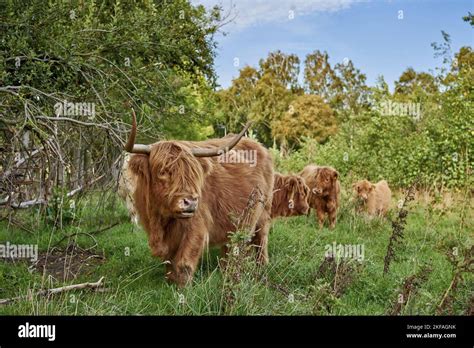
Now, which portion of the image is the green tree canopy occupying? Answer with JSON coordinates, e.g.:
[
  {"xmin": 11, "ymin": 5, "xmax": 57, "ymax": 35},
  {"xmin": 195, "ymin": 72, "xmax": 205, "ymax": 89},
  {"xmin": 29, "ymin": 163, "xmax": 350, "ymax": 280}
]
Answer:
[
  {"xmin": 394, "ymin": 68, "xmax": 438, "ymax": 96},
  {"xmin": 304, "ymin": 50, "xmax": 340, "ymax": 104},
  {"xmin": 272, "ymin": 94, "xmax": 337, "ymax": 148}
]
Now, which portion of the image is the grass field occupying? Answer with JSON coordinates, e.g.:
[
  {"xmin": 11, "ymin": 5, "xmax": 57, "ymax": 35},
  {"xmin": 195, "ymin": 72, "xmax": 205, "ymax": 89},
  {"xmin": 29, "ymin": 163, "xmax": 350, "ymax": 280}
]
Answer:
[{"xmin": 0, "ymin": 189, "xmax": 472, "ymax": 315}]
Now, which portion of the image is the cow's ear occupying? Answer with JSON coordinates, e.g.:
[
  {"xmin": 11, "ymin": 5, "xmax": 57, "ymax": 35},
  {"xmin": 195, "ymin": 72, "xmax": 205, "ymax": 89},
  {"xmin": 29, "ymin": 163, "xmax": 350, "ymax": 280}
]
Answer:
[
  {"xmin": 370, "ymin": 184, "xmax": 376, "ymax": 191},
  {"xmin": 333, "ymin": 171, "xmax": 339, "ymax": 180}
]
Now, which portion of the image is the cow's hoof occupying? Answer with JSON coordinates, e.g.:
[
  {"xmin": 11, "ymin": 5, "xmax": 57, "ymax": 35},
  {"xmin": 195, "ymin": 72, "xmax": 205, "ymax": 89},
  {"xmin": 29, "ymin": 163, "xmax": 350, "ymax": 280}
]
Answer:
[{"xmin": 173, "ymin": 265, "xmax": 193, "ymax": 287}]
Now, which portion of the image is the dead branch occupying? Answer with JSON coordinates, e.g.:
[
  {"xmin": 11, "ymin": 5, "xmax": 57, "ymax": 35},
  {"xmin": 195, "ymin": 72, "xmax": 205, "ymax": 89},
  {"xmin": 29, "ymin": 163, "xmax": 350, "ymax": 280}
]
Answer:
[
  {"xmin": 0, "ymin": 276, "xmax": 105, "ymax": 305},
  {"xmin": 34, "ymin": 116, "xmax": 117, "ymax": 130},
  {"xmin": 52, "ymin": 221, "xmax": 121, "ymax": 248},
  {"xmin": 1, "ymin": 174, "xmax": 105, "ymax": 209}
]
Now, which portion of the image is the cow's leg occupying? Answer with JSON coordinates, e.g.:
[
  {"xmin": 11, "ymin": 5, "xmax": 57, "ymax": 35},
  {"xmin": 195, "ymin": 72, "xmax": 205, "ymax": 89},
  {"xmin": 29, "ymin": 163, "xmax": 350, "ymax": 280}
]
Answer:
[
  {"xmin": 328, "ymin": 209, "xmax": 337, "ymax": 229},
  {"xmin": 144, "ymin": 212, "xmax": 168, "ymax": 259},
  {"xmin": 316, "ymin": 208, "xmax": 325, "ymax": 229},
  {"xmin": 169, "ymin": 228, "xmax": 206, "ymax": 287},
  {"xmin": 252, "ymin": 212, "xmax": 270, "ymax": 265},
  {"xmin": 164, "ymin": 262, "xmax": 174, "ymax": 283},
  {"xmin": 147, "ymin": 224, "xmax": 168, "ymax": 259},
  {"xmin": 328, "ymin": 201, "xmax": 338, "ymax": 229}
]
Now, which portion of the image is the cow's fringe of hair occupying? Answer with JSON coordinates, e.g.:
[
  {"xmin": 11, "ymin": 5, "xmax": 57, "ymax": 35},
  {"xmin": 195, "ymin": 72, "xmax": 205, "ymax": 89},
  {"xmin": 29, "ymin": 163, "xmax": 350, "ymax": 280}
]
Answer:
[
  {"xmin": 148, "ymin": 142, "xmax": 207, "ymax": 201},
  {"xmin": 302, "ymin": 166, "xmax": 337, "ymax": 188},
  {"xmin": 272, "ymin": 174, "xmax": 308, "ymax": 218}
]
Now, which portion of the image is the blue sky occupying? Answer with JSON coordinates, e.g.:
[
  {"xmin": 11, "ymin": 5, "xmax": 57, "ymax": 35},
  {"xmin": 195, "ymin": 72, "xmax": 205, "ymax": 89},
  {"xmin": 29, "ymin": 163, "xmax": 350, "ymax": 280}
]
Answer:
[{"xmin": 192, "ymin": 0, "xmax": 473, "ymax": 91}]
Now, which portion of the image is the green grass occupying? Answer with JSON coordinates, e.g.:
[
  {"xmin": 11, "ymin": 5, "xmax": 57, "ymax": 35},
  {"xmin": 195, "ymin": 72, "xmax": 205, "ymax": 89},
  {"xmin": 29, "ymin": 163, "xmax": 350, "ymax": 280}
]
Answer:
[{"xmin": 0, "ymin": 192, "xmax": 472, "ymax": 315}]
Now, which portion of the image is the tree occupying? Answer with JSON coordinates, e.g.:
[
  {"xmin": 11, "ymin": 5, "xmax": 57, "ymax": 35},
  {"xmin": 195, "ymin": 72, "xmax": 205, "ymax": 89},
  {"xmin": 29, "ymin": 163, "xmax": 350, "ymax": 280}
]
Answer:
[
  {"xmin": 445, "ymin": 46, "xmax": 474, "ymax": 88},
  {"xmin": 216, "ymin": 51, "xmax": 301, "ymax": 146},
  {"xmin": 333, "ymin": 59, "xmax": 370, "ymax": 118},
  {"xmin": 394, "ymin": 68, "xmax": 438, "ymax": 96},
  {"xmin": 258, "ymin": 50, "xmax": 301, "ymax": 91},
  {"xmin": 272, "ymin": 94, "xmax": 337, "ymax": 149},
  {"xmin": 215, "ymin": 66, "xmax": 260, "ymax": 133},
  {"xmin": 0, "ymin": 0, "xmax": 220, "ymax": 141},
  {"xmin": 0, "ymin": 0, "xmax": 221, "ymax": 209},
  {"xmin": 370, "ymin": 75, "xmax": 391, "ymax": 104},
  {"xmin": 462, "ymin": 12, "xmax": 474, "ymax": 26},
  {"xmin": 304, "ymin": 50, "xmax": 341, "ymax": 104}
]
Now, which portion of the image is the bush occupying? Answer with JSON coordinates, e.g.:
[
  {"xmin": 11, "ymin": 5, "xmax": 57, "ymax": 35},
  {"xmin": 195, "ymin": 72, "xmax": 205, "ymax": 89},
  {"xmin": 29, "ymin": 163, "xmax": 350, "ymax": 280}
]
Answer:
[{"xmin": 276, "ymin": 90, "xmax": 472, "ymax": 190}]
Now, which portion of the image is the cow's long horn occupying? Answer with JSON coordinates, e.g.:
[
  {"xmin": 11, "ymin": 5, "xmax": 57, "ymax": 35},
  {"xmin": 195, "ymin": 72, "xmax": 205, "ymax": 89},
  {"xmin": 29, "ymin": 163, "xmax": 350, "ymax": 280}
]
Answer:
[
  {"xmin": 191, "ymin": 122, "xmax": 252, "ymax": 157},
  {"xmin": 124, "ymin": 108, "xmax": 151, "ymax": 154}
]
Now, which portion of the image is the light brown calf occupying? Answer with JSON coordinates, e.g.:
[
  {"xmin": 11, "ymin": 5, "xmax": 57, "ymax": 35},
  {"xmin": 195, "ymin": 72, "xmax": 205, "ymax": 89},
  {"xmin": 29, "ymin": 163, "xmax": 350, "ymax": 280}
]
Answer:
[{"xmin": 353, "ymin": 179, "xmax": 391, "ymax": 217}]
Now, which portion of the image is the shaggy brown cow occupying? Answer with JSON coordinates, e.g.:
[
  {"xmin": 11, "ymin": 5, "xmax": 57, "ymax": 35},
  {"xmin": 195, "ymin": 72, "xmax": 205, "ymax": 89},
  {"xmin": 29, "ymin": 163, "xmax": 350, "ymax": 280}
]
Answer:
[
  {"xmin": 353, "ymin": 179, "xmax": 391, "ymax": 217},
  {"xmin": 300, "ymin": 165, "xmax": 340, "ymax": 229},
  {"xmin": 271, "ymin": 173, "xmax": 310, "ymax": 218},
  {"xmin": 117, "ymin": 153, "xmax": 138, "ymax": 224},
  {"xmin": 125, "ymin": 110, "xmax": 274, "ymax": 286}
]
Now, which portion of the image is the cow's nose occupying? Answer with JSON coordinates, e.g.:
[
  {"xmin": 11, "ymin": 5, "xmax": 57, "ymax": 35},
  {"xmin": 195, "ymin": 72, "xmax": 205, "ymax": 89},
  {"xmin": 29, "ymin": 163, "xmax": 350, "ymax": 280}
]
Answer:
[{"xmin": 182, "ymin": 197, "xmax": 198, "ymax": 211}]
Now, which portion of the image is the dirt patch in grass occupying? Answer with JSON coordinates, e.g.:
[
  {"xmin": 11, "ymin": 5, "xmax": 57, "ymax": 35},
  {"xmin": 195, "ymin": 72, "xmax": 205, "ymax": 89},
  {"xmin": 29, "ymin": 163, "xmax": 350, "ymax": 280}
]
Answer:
[{"xmin": 34, "ymin": 243, "xmax": 105, "ymax": 281}]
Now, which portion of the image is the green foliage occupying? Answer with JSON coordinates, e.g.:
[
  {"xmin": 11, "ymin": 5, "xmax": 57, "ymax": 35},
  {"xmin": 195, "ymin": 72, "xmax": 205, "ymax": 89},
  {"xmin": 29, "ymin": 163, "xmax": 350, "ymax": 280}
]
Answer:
[
  {"xmin": 394, "ymin": 67, "xmax": 438, "ymax": 95},
  {"xmin": 0, "ymin": 0, "xmax": 220, "ymax": 140},
  {"xmin": 332, "ymin": 59, "xmax": 370, "ymax": 120},
  {"xmin": 463, "ymin": 12, "xmax": 474, "ymax": 26},
  {"xmin": 216, "ymin": 52, "xmax": 300, "ymax": 146},
  {"xmin": 276, "ymin": 83, "xmax": 472, "ymax": 189},
  {"xmin": 216, "ymin": 50, "xmax": 365, "ymax": 147},
  {"xmin": 44, "ymin": 187, "xmax": 77, "ymax": 227},
  {"xmin": 214, "ymin": 18, "xmax": 471, "ymax": 190},
  {"xmin": 259, "ymin": 50, "xmax": 301, "ymax": 91},
  {"xmin": 304, "ymin": 50, "xmax": 339, "ymax": 102},
  {"xmin": 273, "ymin": 36, "xmax": 472, "ymax": 190},
  {"xmin": 272, "ymin": 94, "xmax": 337, "ymax": 148}
]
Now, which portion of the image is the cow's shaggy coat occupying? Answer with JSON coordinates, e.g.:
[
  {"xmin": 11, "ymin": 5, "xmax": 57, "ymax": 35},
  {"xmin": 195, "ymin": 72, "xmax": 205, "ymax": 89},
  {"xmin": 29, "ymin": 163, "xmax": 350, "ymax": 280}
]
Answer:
[
  {"xmin": 117, "ymin": 153, "xmax": 138, "ymax": 224},
  {"xmin": 300, "ymin": 165, "xmax": 340, "ymax": 229},
  {"xmin": 126, "ymin": 114, "xmax": 274, "ymax": 286},
  {"xmin": 271, "ymin": 173, "xmax": 310, "ymax": 218},
  {"xmin": 353, "ymin": 179, "xmax": 391, "ymax": 217}
]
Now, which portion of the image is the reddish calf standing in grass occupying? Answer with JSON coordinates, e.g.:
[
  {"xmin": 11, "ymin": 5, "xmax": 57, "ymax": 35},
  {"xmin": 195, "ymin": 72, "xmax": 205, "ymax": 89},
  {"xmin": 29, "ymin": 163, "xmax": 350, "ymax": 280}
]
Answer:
[{"xmin": 300, "ymin": 165, "xmax": 340, "ymax": 229}]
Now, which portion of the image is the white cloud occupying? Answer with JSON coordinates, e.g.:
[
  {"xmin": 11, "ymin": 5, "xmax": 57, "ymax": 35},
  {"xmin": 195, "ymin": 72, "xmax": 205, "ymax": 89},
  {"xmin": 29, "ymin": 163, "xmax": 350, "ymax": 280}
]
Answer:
[{"xmin": 192, "ymin": 0, "xmax": 369, "ymax": 30}]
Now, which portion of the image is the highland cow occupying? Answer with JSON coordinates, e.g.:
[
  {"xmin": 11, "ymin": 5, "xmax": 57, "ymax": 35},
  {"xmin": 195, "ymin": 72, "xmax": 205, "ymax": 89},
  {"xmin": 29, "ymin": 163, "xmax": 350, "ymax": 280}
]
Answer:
[
  {"xmin": 271, "ymin": 173, "xmax": 310, "ymax": 218},
  {"xmin": 300, "ymin": 165, "xmax": 340, "ymax": 229},
  {"xmin": 353, "ymin": 179, "xmax": 391, "ymax": 217},
  {"xmin": 125, "ymin": 110, "xmax": 274, "ymax": 286}
]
